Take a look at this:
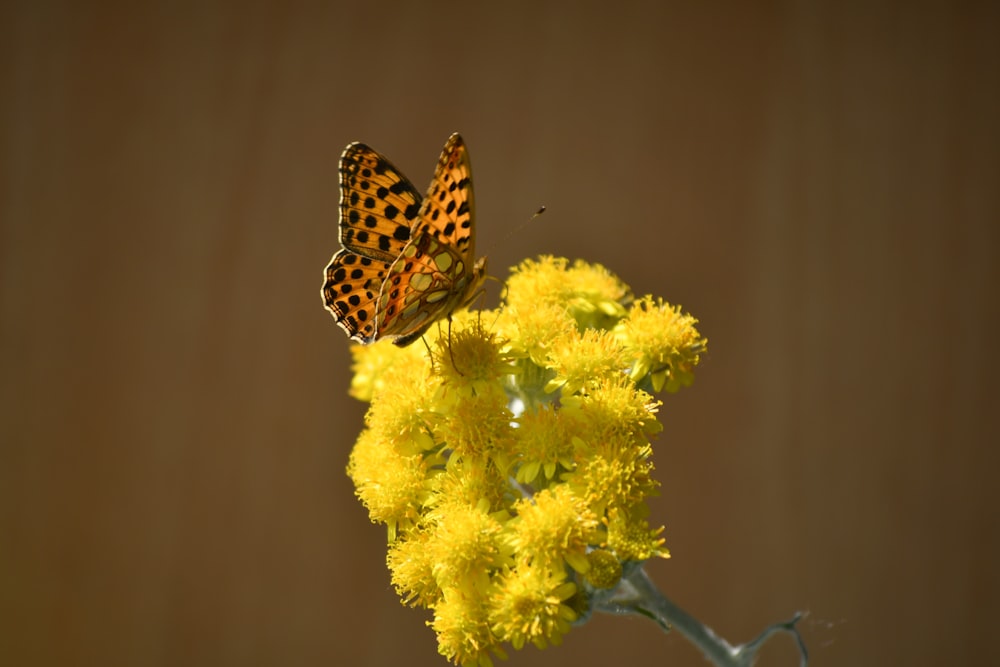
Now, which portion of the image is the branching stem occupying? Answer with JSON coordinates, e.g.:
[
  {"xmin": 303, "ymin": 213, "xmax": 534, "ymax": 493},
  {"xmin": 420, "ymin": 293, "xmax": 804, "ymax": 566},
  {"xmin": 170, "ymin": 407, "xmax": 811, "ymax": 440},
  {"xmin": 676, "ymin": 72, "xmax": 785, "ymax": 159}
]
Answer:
[{"xmin": 593, "ymin": 565, "xmax": 808, "ymax": 666}]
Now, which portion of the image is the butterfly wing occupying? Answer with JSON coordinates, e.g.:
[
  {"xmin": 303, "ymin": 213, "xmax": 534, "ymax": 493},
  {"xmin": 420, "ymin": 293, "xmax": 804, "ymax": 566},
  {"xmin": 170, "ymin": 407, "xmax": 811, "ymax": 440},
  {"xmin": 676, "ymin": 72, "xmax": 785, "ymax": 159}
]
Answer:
[
  {"xmin": 322, "ymin": 249, "xmax": 393, "ymax": 344},
  {"xmin": 376, "ymin": 134, "xmax": 487, "ymax": 346},
  {"xmin": 323, "ymin": 141, "xmax": 422, "ymax": 342},
  {"xmin": 322, "ymin": 134, "xmax": 486, "ymax": 346},
  {"xmin": 416, "ymin": 133, "xmax": 476, "ymax": 264},
  {"xmin": 337, "ymin": 142, "xmax": 422, "ymax": 263}
]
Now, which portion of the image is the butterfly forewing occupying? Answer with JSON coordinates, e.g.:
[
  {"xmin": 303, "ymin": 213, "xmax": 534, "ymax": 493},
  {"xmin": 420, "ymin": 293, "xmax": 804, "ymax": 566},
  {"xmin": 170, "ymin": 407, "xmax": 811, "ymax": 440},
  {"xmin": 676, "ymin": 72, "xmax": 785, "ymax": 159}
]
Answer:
[
  {"xmin": 376, "ymin": 134, "xmax": 482, "ymax": 341},
  {"xmin": 323, "ymin": 133, "xmax": 487, "ymax": 347},
  {"xmin": 338, "ymin": 143, "xmax": 423, "ymax": 263},
  {"xmin": 417, "ymin": 133, "xmax": 476, "ymax": 259}
]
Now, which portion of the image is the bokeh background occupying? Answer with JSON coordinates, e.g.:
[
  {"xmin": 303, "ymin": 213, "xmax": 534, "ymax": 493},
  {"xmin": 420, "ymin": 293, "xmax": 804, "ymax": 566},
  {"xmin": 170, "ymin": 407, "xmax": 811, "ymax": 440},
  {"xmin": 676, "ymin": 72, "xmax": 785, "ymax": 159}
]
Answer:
[{"xmin": 2, "ymin": 2, "xmax": 997, "ymax": 665}]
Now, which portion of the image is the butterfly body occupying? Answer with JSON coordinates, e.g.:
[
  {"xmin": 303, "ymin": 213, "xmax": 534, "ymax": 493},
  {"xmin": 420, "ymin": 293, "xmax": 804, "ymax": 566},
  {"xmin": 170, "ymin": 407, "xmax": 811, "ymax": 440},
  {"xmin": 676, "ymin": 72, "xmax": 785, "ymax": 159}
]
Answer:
[{"xmin": 322, "ymin": 133, "xmax": 486, "ymax": 346}]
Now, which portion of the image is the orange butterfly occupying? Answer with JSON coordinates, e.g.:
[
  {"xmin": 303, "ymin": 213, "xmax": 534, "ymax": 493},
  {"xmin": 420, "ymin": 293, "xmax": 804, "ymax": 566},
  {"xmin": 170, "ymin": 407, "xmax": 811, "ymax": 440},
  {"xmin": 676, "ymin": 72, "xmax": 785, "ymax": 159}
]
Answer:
[{"xmin": 322, "ymin": 133, "xmax": 487, "ymax": 346}]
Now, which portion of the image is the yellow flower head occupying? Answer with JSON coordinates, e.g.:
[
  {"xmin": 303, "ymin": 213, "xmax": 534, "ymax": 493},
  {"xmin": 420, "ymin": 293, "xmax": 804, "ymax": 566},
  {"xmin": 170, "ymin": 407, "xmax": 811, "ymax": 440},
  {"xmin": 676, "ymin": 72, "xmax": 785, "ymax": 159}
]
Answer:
[
  {"xmin": 506, "ymin": 485, "xmax": 601, "ymax": 574},
  {"xmin": 432, "ymin": 591, "xmax": 506, "ymax": 667},
  {"xmin": 489, "ymin": 565, "xmax": 578, "ymax": 650},
  {"xmin": 544, "ymin": 328, "xmax": 630, "ymax": 395},
  {"xmin": 342, "ymin": 257, "xmax": 704, "ymax": 665},
  {"xmin": 616, "ymin": 296, "xmax": 708, "ymax": 392},
  {"xmin": 505, "ymin": 256, "xmax": 632, "ymax": 332},
  {"xmin": 512, "ymin": 405, "xmax": 577, "ymax": 486},
  {"xmin": 346, "ymin": 428, "xmax": 432, "ymax": 541},
  {"xmin": 426, "ymin": 498, "xmax": 510, "ymax": 597}
]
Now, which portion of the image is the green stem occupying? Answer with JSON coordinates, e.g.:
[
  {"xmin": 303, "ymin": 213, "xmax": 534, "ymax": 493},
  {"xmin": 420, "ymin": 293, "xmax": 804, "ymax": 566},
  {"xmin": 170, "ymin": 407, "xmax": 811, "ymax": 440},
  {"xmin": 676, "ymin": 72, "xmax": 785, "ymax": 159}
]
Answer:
[{"xmin": 593, "ymin": 565, "xmax": 808, "ymax": 667}]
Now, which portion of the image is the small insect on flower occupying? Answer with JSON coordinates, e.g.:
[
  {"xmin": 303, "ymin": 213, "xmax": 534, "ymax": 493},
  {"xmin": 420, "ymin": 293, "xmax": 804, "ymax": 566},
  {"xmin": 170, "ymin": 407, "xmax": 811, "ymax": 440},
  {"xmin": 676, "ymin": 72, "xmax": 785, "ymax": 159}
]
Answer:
[{"xmin": 322, "ymin": 133, "xmax": 488, "ymax": 347}]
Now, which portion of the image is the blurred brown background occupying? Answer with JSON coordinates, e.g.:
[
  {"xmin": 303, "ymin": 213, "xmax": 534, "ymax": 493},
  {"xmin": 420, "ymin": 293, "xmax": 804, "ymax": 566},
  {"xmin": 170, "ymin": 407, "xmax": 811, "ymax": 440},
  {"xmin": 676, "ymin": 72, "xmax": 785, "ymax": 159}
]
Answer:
[{"xmin": 2, "ymin": 1, "xmax": 997, "ymax": 665}]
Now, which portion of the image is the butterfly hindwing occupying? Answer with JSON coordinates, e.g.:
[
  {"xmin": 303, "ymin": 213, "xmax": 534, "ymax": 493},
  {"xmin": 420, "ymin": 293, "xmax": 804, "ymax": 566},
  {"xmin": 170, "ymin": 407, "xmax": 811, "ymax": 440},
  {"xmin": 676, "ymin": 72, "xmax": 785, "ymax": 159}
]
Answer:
[
  {"xmin": 322, "ymin": 249, "xmax": 393, "ymax": 344},
  {"xmin": 375, "ymin": 234, "xmax": 474, "ymax": 344}
]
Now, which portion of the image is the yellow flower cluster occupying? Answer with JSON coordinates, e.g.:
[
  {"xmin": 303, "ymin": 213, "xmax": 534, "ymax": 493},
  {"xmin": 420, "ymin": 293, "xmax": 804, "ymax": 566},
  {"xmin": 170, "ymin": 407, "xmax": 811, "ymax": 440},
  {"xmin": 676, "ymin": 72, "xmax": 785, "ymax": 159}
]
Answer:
[{"xmin": 345, "ymin": 257, "xmax": 706, "ymax": 666}]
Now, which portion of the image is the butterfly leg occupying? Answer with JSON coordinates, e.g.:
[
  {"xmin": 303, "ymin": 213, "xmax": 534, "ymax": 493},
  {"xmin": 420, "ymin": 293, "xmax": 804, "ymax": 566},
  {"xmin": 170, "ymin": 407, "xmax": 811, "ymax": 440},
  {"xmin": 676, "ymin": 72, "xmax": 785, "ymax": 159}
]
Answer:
[
  {"xmin": 445, "ymin": 317, "xmax": 464, "ymax": 377},
  {"xmin": 420, "ymin": 335, "xmax": 437, "ymax": 374}
]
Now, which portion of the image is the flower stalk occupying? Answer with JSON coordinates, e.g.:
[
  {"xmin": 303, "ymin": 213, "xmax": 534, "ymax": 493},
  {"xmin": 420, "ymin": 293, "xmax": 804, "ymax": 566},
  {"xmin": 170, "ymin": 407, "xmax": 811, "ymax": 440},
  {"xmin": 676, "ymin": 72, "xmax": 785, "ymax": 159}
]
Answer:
[{"xmin": 592, "ymin": 563, "xmax": 808, "ymax": 667}]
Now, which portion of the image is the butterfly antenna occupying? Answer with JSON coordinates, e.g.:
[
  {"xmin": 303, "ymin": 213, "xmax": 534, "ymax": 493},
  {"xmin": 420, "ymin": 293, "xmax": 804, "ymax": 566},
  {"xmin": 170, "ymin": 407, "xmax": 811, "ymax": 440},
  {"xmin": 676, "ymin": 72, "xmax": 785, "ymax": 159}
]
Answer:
[
  {"xmin": 506, "ymin": 205, "xmax": 546, "ymax": 244},
  {"xmin": 480, "ymin": 205, "xmax": 546, "ymax": 304},
  {"xmin": 480, "ymin": 205, "xmax": 547, "ymax": 258}
]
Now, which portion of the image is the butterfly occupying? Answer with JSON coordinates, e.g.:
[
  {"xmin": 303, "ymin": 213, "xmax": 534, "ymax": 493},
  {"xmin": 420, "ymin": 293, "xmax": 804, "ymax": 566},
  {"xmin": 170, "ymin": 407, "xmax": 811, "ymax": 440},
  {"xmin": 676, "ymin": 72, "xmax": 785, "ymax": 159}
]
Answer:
[{"xmin": 322, "ymin": 133, "xmax": 487, "ymax": 347}]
